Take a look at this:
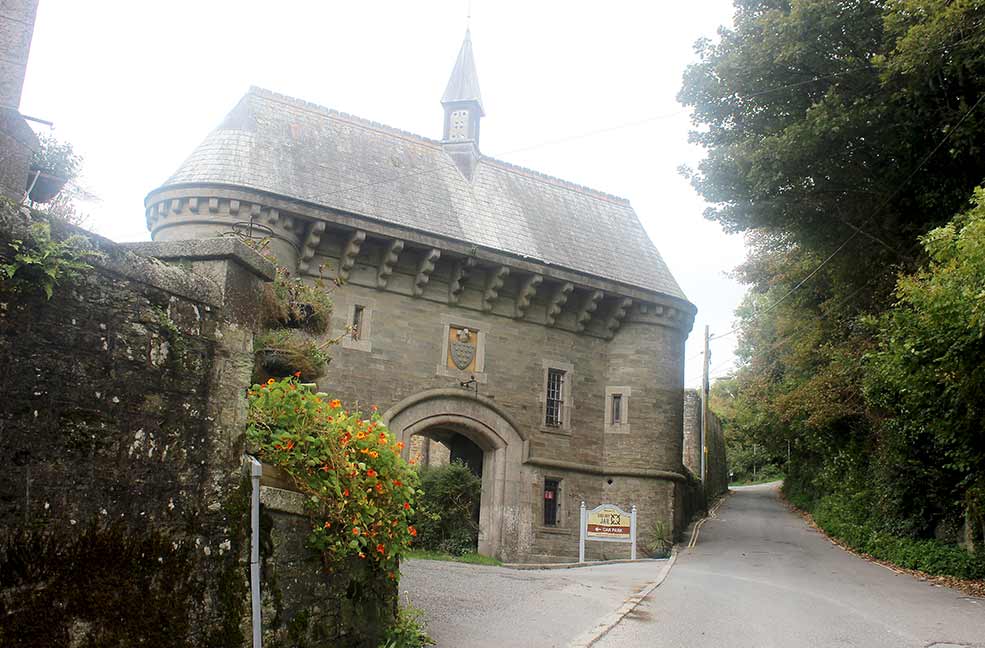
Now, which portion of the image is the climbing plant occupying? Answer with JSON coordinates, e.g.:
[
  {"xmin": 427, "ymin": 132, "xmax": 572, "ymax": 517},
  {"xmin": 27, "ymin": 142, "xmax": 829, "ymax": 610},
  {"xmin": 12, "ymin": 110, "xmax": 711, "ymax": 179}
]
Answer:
[{"xmin": 247, "ymin": 376, "xmax": 420, "ymax": 575}]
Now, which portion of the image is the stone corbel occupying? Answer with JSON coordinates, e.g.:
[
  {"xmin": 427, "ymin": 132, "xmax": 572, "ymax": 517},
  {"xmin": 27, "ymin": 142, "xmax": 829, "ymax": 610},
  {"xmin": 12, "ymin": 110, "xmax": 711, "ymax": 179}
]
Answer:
[
  {"xmin": 482, "ymin": 266, "xmax": 510, "ymax": 312},
  {"xmin": 604, "ymin": 298, "xmax": 633, "ymax": 339},
  {"xmin": 299, "ymin": 221, "xmax": 327, "ymax": 274},
  {"xmin": 413, "ymin": 248, "xmax": 441, "ymax": 297},
  {"xmin": 515, "ymin": 273, "xmax": 543, "ymax": 319},
  {"xmin": 448, "ymin": 257, "xmax": 477, "ymax": 304},
  {"xmin": 575, "ymin": 290, "xmax": 604, "ymax": 333},
  {"xmin": 337, "ymin": 230, "xmax": 366, "ymax": 282},
  {"xmin": 265, "ymin": 208, "xmax": 280, "ymax": 227},
  {"xmin": 377, "ymin": 239, "xmax": 404, "ymax": 290},
  {"xmin": 546, "ymin": 282, "xmax": 573, "ymax": 327}
]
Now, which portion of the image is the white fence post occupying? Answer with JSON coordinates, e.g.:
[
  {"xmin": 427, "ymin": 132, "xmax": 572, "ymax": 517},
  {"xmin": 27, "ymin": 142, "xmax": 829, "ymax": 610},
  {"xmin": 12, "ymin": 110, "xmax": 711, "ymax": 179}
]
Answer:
[
  {"xmin": 630, "ymin": 505, "xmax": 637, "ymax": 560},
  {"xmin": 579, "ymin": 501, "xmax": 586, "ymax": 563}
]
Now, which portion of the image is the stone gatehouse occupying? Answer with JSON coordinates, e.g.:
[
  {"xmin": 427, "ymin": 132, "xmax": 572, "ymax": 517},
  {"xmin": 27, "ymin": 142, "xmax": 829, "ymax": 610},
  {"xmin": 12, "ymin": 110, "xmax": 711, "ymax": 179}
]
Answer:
[{"xmin": 144, "ymin": 32, "xmax": 696, "ymax": 563}]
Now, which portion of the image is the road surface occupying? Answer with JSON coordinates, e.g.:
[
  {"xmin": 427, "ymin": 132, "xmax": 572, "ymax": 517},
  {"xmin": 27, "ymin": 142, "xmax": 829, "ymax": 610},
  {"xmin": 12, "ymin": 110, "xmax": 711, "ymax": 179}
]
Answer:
[
  {"xmin": 399, "ymin": 557, "xmax": 667, "ymax": 647},
  {"xmin": 596, "ymin": 482, "xmax": 985, "ymax": 648},
  {"xmin": 401, "ymin": 483, "xmax": 985, "ymax": 647}
]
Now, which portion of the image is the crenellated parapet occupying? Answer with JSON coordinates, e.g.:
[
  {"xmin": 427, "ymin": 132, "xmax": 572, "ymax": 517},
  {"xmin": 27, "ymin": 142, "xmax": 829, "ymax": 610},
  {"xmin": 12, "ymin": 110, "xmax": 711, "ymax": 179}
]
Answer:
[{"xmin": 144, "ymin": 186, "xmax": 695, "ymax": 338}]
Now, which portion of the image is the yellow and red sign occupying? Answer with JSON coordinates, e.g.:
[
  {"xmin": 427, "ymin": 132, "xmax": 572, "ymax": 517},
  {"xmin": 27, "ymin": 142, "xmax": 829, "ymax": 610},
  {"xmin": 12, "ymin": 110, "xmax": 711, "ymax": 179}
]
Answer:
[{"xmin": 585, "ymin": 506, "xmax": 631, "ymax": 538}]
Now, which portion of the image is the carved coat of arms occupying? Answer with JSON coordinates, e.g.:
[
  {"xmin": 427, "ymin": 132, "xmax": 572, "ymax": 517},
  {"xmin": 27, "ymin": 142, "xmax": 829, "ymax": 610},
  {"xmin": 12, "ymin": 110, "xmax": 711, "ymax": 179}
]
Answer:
[{"xmin": 450, "ymin": 327, "xmax": 476, "ymax": 370}]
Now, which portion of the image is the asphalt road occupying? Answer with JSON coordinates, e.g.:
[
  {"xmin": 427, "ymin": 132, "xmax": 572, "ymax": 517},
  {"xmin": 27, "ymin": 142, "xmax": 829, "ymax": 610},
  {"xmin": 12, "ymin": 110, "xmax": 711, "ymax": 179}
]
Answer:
[
  {"xmin": 596, "ymin": 482, "xmax": 985, "ymax": 648},
  {"xmin": 399, "ymin": 557, "xmax": 667, "ymax": 648}
]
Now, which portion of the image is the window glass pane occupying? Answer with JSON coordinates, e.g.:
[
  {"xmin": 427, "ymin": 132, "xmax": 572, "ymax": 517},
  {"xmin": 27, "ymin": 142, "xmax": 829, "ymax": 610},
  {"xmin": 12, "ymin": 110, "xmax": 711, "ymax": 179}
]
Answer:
[
  {"xmin": 612, "ymin": 394, "xmax": 622, "ymax": 424},
  {"xmin": 546, "ymin": 369, "xmax": 564, "ymax": 426},
  {"xmin": 544, "ymin": 479, "xmax": 559, "ymax": 526},
  {"xmin": 352, "ymin": 305, "xmax": 364, "ymax": 340}
]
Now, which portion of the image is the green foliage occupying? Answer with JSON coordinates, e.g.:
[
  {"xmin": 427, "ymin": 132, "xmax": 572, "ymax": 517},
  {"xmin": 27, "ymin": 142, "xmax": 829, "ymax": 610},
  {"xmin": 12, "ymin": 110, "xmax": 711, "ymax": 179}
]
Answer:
[
  {"xmin": 864, "ymin": 188, "xmax": 985, "ymax": 536},
  {"xmin": 792, "ymin": 489, "xmax": 985, "ymax": 580},
  {"xmin": 247, "ymin": 377, "xmax": 420, "ymax": 574},
  {"xmin": 254, "ymin": 329, "xmax": 332, "ymax": 382},
  {"xmin": 403, "ymin": 549, "xmax": 501, "ymax": 566},
  {"xmin": 411, "ymin": 461, "xmax": 481, "ymax": 556},
  {"xmin": 31, "ymin": 134, "xmax": 82, "ymax": 179},
  {"xmin": 261, "ymin": 264, "xmax": 334, "ymax": 334},
  {"xmin": 0, "ymin": 218, "xmax": 101, "ymax": 299},
  {"xmin": 639, "ymin": 519, "xmax": 672, "ymax": 559},
  {"xmin": 685, "ymin": 0, "xmax": 985, "ymax": 565},
  {"xmin": 378, "ymin": 605, "xmax": 435, "ymax": 648}
]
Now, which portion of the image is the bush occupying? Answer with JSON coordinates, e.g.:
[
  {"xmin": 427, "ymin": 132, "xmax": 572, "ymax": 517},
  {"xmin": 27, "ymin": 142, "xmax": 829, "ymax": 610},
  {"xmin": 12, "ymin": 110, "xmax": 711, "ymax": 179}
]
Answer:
[
  {"xmin": 411, "ymin": 461, "xmax": 481, "ymax": 556},
  {"xmin": 253, "ymin": 329, "xmax": 331, "ymax": 382},
  {"xmin": 789, "ymin": 487, "xmax": 985, "ymax": 580},
  {"xmin": 247, "ymin": 377, "xmax": 420, "ymax": 573},
  {"xmin": 378, "ymin": 605, "xmax": 434, "ymax": 648},
  {"xmin": 260, "ymin": 265, "xmax": 334, "ymax": 334},
  {"xmin": 31, "ymin": 134, "xmax": 82, "ymax": 179}
]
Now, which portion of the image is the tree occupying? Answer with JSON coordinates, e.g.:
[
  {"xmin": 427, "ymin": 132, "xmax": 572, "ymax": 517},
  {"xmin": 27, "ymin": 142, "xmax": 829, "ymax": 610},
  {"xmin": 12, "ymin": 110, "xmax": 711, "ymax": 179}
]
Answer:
[{"xmin": 681, "ymin": 0, "xmax": 985, "ymax": 544}]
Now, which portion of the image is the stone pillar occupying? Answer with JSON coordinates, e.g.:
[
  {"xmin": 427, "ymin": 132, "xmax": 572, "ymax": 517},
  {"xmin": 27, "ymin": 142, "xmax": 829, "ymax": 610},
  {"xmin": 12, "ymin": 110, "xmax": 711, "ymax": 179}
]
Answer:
[{"xmin": 0, "ymin": 0, "xmax": 40, "ymax": 200}]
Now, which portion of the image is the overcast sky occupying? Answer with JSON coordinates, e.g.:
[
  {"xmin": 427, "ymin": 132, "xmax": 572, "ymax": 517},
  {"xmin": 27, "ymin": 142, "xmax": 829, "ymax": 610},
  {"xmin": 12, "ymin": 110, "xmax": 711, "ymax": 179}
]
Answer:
[{"xmin": 21, "ymin": 0, "xmax": 746, "ymax": 387}]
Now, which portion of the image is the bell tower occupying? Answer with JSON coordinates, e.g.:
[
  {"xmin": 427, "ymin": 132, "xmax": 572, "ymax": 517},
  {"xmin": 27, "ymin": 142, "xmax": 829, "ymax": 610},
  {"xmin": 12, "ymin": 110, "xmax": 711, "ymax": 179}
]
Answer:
[{"xmin": 441, "ymin": 29, "xmax": 484, "ymax": 179}]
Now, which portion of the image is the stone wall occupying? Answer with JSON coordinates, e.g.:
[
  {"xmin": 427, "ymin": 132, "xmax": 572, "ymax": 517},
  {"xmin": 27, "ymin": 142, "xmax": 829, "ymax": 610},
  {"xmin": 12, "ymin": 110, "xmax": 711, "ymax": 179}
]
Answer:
[
  {"xmin": 0, "ymin": 0, "xmax": 40, "ymax": 200},
  {"xmin": 683, "ymin": 388, "xmax": 728, "ymax": 499},
  {"xmin": 0, "ymin": 204, "xmax": 393, "ymax": 646},
  {"xmin": 318, "ymin": 275, "xmax": 691, "ymax": 562}
]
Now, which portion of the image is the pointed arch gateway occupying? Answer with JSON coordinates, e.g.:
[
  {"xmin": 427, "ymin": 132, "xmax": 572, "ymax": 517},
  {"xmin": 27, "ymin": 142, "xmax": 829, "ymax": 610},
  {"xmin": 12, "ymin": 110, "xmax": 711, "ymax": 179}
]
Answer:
[{"xmin": 382, "ymin": 389, "xmax": 527, "ymax": 559}]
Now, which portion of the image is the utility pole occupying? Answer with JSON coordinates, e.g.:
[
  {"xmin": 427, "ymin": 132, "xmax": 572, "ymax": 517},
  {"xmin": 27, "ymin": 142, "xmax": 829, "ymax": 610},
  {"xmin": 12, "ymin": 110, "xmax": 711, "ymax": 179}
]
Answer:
[{"xmin": 700, "ymin": 325, "xmax": 710, "ymax": 483}]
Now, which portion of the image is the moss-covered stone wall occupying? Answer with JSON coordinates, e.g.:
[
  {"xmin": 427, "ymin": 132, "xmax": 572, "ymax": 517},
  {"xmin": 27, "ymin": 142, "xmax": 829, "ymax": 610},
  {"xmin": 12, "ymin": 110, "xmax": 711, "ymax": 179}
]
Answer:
[
  {"xmin": 0, "ymin": 205, "xmax": 396, "ymax": 647},
  {"xmin": 0, "ymin": 204, "xmax": 266, "ymax": 645}
]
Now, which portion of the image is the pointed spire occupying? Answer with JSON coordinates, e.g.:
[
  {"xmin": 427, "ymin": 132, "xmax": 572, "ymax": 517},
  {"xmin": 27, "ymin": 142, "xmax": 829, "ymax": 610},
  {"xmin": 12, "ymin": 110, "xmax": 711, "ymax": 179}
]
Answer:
[{"xmin": 442, "ymin": 29, "xmax": 484, "ymax": 116}]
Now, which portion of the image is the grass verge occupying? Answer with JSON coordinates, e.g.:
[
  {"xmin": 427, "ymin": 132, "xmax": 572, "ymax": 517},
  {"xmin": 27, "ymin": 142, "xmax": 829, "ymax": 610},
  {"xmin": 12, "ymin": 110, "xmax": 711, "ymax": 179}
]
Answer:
[
  {"xmin": 730, "ymin": 475, "xmax": 784, "ymax": 487},
  {"xmin": 404, "ymin": 549, "xmax": 502, "ymax": 566},
  {"xmin": 780, "ymin": 488, "xmax": 985, "ymax": 598}
]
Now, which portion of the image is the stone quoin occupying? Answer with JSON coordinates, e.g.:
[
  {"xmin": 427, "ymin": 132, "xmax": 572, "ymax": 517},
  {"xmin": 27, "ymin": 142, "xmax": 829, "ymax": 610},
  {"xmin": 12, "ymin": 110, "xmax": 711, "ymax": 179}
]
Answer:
[{"xmin": 144, "ymin": 31, "xmax": 697, "ymax": 562}]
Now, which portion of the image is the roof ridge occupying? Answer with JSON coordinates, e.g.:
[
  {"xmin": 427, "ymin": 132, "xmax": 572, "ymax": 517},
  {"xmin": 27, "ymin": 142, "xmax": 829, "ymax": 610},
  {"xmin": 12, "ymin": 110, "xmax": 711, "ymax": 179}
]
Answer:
[
  {"xmin": 246, "ymin": 86, "xmax": 631, "ymax": 205},
  {"xmin": 481, "ymin": 156, "xmax": 631, "ymax": 205},
  {"xmin": 247, "ymin": 86, "xmax": 443, "ymax": 147}
]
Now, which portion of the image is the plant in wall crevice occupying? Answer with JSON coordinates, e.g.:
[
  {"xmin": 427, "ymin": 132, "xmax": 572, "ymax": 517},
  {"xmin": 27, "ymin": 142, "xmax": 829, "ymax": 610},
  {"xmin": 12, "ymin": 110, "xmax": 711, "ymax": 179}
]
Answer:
[{"xmin": 0, "ymin": 207, "xmax": 102, "ymax": 300}]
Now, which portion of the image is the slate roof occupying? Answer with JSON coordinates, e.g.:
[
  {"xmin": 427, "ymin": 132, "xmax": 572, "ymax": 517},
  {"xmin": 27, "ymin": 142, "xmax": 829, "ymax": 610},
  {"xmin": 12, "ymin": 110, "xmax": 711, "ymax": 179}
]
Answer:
[{"xmin": 156, "ymin": 87, "xmax": 687, "ymax": 301}]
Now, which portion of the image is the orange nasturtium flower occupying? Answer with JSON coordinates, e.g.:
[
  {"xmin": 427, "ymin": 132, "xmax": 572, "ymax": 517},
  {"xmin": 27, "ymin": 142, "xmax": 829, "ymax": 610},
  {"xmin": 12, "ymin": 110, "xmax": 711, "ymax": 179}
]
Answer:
[
  {"xmin": 267, "ymin": 378, "xmax": 275, "ymax": 385},
  {"xmin": 342, "ymin": 489, "xmax": 350, "ymax": 497},
  {"xmin": 376, "ymin": 543, "xmax": 386, "ymax": 554},
  {"xmin": 352, "ymin": 527, "xmax": 361, "ymax": 536},
  {"xmin": 403, "ymin": 502, "xmax": 410, "ymax": 510},
  {"xmin": 396, "ymin": 441, "xmax": 405, "ymax": 450},
  {"xmin": 408, "ymin": 526, "xmax": 417, "ymax": 537},
  {"xmin": 324, "ymin": 521, "xmax": 331, "ymax": 529},
  {"xmin": 293, "ymin": 370, "xmax": 302, "ymax": 378},
  {"xmin": 356, "ymin": 431, "xmax": 367, "ymax": 440},
  {"xmin": 366, "ymin": 469, "xmax": 377, "ymax": 478},
  {"xmin": 329, "ymin": 399, "xmax": 341, "ymax": 408},
  {"xmin": 375, "ymin": 483, "xmax": 384, "ymax": 493},
  {"xmin": 369, "ymin": 451, "xmax": 379, "ymax": 459}
]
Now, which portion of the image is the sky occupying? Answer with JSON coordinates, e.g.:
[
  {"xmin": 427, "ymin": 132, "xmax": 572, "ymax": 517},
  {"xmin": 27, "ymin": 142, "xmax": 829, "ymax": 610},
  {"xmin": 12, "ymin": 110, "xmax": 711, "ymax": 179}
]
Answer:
[{"xmin": 20, "ymin": 0, "xmax": 747, "ymax": 387}]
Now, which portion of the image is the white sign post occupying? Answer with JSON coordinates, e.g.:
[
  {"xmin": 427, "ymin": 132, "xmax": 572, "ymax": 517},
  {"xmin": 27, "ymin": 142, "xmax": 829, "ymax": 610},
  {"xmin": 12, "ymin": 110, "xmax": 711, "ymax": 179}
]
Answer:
[{"xmin": 579, "ymin": 501, "xmax": 637, "ymax": 562}]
